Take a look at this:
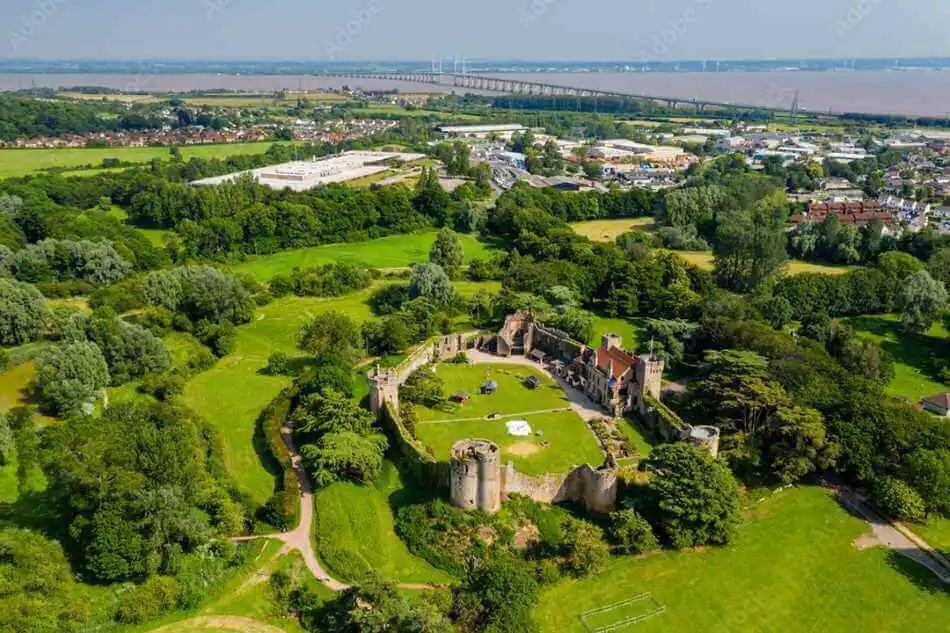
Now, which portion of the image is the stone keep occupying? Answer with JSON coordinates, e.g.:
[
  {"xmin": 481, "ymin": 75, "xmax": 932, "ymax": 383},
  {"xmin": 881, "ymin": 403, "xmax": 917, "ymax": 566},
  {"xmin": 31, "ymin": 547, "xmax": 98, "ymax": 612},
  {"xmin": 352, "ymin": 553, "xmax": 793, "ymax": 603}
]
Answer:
[{"xmin": 450, "ymin": 439, "xmax": 502, "ymax": 513}]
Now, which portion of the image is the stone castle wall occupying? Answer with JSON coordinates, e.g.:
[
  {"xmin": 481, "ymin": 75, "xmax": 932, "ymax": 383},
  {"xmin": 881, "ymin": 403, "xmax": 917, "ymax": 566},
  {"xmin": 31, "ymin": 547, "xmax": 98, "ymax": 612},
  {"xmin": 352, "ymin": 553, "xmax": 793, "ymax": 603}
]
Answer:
[
  {"xmin": 369, "ymin": 332, "xmax": 479, "ymax": 414},
  {"xmin": 502, "ymin": 462, "xmax": 618, "ymax": 514}
]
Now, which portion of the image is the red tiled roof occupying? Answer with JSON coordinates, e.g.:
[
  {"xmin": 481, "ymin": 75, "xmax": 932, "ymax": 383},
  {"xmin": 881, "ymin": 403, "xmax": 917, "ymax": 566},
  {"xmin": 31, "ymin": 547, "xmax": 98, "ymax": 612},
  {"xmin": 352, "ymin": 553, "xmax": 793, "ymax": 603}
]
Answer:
[
  {"xmin": 923, "ymin": 392, "xmax": 950, "ymax": 410},
  {"xmin": 595, "ymin": 347, "xmax": 637, "ymax": 379}
]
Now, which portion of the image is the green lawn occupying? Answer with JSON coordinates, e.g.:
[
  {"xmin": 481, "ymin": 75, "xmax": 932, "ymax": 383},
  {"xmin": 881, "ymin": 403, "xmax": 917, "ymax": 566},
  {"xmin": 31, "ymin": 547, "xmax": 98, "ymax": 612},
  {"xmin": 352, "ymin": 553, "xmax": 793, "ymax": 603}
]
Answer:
[
  {"xmin": 0, "ymin": 142, "xmax": 294, "ymax": 179},
  {"xmin": 230, "ymin": 232, "xmax": 498, "ymax": 281},
  {"xmin": 588, "ymin": 316, "xmax": 641, "ymax": 351},
  {"xmin": 842, "ymin": 314, "xmax": 950, "ymax": 402},
  {"xmin": 913, "ymin": 517, "xmax": 950, "ymax": 554},
  {"xmin": 570, "ymin": 218, "xmax": 655, "ymax": 242},
  {"xmin": 535, "ymin": 485, "xmax": 950, "ymax": 633},
  {"xmin": 181, "ymin": 291, "xmax": 376, "ymax": 506},
  {"xmin": 314, "ymin": 460, "xmax": 452, "ymax": 585},
  {"xmin": 412, "ymin": 363, "xmax": 604, "ymax": 474}
]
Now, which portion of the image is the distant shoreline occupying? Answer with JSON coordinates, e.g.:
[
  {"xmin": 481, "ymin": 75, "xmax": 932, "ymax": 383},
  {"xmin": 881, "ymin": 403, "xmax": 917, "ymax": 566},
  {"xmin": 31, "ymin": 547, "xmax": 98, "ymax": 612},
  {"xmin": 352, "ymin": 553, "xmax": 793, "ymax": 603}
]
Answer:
[{"xmin": 3, "ymin": 70, "xmax": 950, "ymax": 117}]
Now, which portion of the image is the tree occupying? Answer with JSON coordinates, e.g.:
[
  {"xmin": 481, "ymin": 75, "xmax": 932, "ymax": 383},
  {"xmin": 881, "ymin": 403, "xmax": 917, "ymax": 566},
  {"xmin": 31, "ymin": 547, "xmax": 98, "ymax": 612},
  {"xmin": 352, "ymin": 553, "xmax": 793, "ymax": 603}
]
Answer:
[
  {"xmin": 300, "ymin": 431, "xmax": 388, "ymax": 487},
  {"xmin": 456, "ymin": 557, "xmax": 540, "ymax": 633},
  {"xmin": 414, "ymin": 167, "xmax": 450, "ymax": 225},
  {"xmin": 34, "ymin": 341, "xmax": 110, "ymax": 415},
  {"xmin": 927, "ymin": 246, "xmax": 950, "ymax": 286},
  {"xmin": 297, "ymin": 310, "xmax": 362, "ymax": 364},
  {"xmin": 400, "ymin": 368, "xmax": 445, "ymax": 408},
  {"xmin": 764, "ymin": 406, "xmax": 839, "ymax": 484},
  {"xmin": 0, "ymin": 528, "xmax": 91, "ymax": 633},
  {"xmin": 876, "ymin": 251, "xmax": 923, "ymax": 282},
  {"xmin": 296, "ymin": 389, "xmax": 374, "ymax": 436},
  {"xmin": 309, "ymin": 577, "xmax": 451, "ymax": 633},
  {"xmin": 871, "ymin": 476, "xmax": 926, "ymax": 523},
  {"xmin": 144, "ymin": 266, "xmax": 253, "ymax": 326},
  {"xmin": 713, "ymin": 201, "xmax": 788, "ymax": 293},
  {"xmin": 759, "ymin": 295, "xmax": 793, "ymax": 330},
  {"xmin": 608, "ymin": 509, "xmax": 659, "ymax": 555},
  {"xmin": 645, "ymin": 444, "xmax": 741, "ymax": 549},
  {"xmin": 84, "ymin": 312, "xmax": 172, "ymax": 385},
  {"xmin": 903, "ymin": 448, "xmax": 950, "ymax": 517},
  {"xmin": 896, "ymin": 270, "xmax": 947, "ymax": 334},
  {"xmin": 0, "ymin": 412, "xmax": 12, "ymax": 467},
  {"xmin": 0, "ymin": 278, "xmax": 48, "ymax": 346},
  {"xmin": 408, "ymin": 262, "xmax": 455, "ymax": 305},
  {"xmin": 41, "ymin": 401, "xmax": 242, "ymax": 581},
  {"xmin": 428, "ymin": 228, "xmax": 464, "ymax": 277},
  {"xmin": 692, "ymin": 349, "xmax": 790, "ymax": 436}
]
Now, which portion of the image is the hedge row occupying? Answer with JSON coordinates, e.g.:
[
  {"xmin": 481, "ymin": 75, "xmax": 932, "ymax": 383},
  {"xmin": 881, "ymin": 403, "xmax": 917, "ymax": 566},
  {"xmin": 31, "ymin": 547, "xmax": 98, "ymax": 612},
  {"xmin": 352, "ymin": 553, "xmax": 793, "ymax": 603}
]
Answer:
[{"xmin": 257, "ymin": 387, "xmax": 301, "ymax": 530}]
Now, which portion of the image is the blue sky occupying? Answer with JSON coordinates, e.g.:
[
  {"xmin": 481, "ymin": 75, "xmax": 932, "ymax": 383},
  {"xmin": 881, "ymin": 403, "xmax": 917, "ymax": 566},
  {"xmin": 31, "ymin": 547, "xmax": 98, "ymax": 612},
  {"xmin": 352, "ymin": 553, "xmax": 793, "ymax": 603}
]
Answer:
[{"xmin": 3, "ymin": 0, "xmax": 949, "ymax": 60}]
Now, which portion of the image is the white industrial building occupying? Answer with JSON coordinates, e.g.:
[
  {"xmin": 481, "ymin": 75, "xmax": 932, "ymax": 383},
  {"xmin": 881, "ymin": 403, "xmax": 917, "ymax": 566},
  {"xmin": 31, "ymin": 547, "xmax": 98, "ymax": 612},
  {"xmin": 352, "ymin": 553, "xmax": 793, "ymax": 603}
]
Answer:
[{"xmin": 190, "ymin": 150, "xmax": 425, "ymax": 191}]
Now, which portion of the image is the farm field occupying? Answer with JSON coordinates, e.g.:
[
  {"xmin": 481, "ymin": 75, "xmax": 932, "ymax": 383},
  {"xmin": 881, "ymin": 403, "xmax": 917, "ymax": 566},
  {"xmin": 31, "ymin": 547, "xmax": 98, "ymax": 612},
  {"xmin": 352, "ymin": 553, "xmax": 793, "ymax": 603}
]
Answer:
[
  {"xmin": 180, "ymin": 291, "xmax": 376, "ymax": 506},
  {"xmin": 0, "ymin": 142, "xmax": 293, "ymax": 179},
  {"xmin": 231, "ymin": 232, "xmax": 498, "ymax": 281},
  {"xmin": 535, "ymin": 485, "xmax": 950, "ymax": 633},
  {"xmin": 842, "ymin": 314, "xmax": 950, "ymax": 402},
  {"xmin": 412, "ymin": 363, "xmax": 604, "ymax": 474},
  {"xmin": 570, "ymin": 217, "xmax": 655, "ymax": 242},
  {"xmin": 313, "ymin": 460, "xmax": 453, "ymax": 585}
]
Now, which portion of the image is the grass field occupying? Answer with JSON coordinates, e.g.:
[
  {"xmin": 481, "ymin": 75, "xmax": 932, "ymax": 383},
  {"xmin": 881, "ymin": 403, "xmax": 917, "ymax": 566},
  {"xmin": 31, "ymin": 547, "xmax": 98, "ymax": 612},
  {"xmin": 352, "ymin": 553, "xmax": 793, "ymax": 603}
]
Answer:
[
  {"xmin": 412, "ymin": 363, "xmax": 604, "ymax": 474},
  {"xmin": 181, "ymin": 291, "xmax": 376, "ymax": 506},
  {"xmin": 314, "ymin": 460, "xmax": 452, "ymax": 585},
  {"xmin": 230, "ymin": 232, "xmax": 498, "ymax": 281},
  {"xmin": 570, "ymin": 218, "xmax": 655, "ymax": 242},
  {"xmin": 669, "ymin": 250, "xmax": 852, "ymax": 276},
  {"xmin": 0, "ymin": 142, "xmax": 293, "ymax": 179},
  {"xmin": 0, "ymin": 361, "xmax": 34, "ymax": 412},
  {"xmin": 535, "ymin": 485, "xmax": 950, "ymax": 633},
  {"xmin": 842, "ymin": 314, "xmax": 950, "ymax": 402}
]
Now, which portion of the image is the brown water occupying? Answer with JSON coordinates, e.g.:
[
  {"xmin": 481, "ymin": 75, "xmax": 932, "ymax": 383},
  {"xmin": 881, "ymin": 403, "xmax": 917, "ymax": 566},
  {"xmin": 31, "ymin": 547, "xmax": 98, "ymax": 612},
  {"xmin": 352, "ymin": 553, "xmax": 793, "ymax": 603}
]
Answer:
[{"xmin": 2, "ymin": 70, "xmax": 950, "ymax": 116}]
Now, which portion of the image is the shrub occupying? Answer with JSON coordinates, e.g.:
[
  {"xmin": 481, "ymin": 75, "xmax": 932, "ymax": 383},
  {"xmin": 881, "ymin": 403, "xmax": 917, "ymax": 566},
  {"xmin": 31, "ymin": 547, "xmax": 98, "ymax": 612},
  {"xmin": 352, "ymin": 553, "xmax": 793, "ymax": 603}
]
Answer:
[
  {"xmin": 267, "ymin": 351, "xmax": 290, "ymax": 375},
  {"xmin": 609, "ymin": 509, "xmax": 659, "ymax": 555},
  {"xmin": 871, "ymin": 476, "xmax": 926, "ymax": 523},
  {"xmin": 114, "ymin": 576, "xmax": 180, "ymax": 624}
]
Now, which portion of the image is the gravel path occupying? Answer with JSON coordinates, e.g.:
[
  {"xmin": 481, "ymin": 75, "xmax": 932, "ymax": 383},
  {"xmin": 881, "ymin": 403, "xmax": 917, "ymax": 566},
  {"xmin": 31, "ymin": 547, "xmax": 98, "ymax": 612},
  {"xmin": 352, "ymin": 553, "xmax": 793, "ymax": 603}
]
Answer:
[
  {"xmin": 232, "ymin": 417, "xmax": 443, "ymax": 592},
  {"xmin": 836, "ymin": 486, "xmax": 950, "ymax": 584}
]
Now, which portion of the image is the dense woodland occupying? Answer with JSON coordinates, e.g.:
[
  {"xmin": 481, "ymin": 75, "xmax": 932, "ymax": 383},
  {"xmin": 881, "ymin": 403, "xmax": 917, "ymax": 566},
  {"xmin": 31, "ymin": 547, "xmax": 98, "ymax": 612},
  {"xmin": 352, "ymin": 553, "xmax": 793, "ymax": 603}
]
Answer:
[{"xmin": 2, "ymin": 118, "xmax": 950, "ymax": 632}]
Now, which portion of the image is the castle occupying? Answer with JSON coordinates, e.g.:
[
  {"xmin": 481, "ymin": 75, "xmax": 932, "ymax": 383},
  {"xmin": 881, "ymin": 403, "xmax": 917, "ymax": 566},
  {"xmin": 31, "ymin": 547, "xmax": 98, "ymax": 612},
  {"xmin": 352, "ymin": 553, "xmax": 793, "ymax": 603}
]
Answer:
[{"xmin": 492, "ymin": 311, "xmax": 664, "ymax": 417}]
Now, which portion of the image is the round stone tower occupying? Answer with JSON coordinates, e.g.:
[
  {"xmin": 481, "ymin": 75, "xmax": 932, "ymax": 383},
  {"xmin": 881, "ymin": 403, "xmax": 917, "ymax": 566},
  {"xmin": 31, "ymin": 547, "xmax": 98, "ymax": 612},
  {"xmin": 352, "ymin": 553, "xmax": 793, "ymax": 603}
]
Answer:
[
  {"xmin": 687, "ymin": 425, "xmax": 720, "ymax": 458},
  {"xmin": 450, "ymin": 439, "xmax": 502, "ymax": 514}
]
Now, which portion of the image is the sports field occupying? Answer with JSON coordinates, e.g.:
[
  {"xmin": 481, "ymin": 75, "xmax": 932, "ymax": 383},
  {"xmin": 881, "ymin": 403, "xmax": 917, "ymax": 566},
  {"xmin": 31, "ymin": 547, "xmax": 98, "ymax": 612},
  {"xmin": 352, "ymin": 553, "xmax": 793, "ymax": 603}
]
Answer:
[
  {"xmin": 412, "ymin": 363, "xmax": 604, "ymax": 474},
  {"xmin": 842, "ymin": 314, "xmax": 950, "ymax": 402},
  {"xmin": 181, "ymin": 291, "xmax": 376, "ymax": 505},
  {"xmin": 0, "ymin": 142, "xmax": 293, "ymax": 179},
  {"xmin": 535, "ymin": 485, "xmax": 950, "ymax": 633},
  {"xmin": 231, "ymin": 232, "xmax": 498, "ymax": 281},
  {"xmin": 314, "ymin": 460, "xmax": 452, "ymax": 585}
]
